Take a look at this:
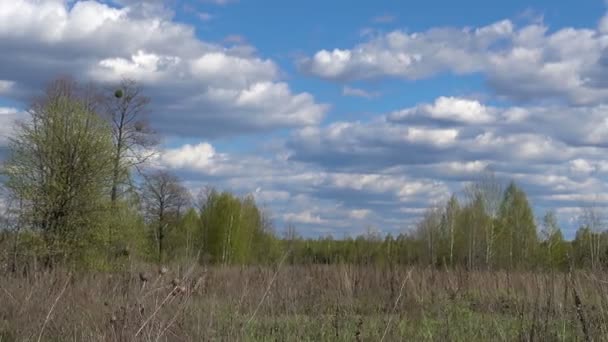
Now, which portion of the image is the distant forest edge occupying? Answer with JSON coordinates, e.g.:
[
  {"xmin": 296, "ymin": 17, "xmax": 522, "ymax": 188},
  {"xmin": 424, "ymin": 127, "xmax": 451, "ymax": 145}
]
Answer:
[{"xmin": 0, "ymin": 77, "xmax": 603, "ymax": 272}]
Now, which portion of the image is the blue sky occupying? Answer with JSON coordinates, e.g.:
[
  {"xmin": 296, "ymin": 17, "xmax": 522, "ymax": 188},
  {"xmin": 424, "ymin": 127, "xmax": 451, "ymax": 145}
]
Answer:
[{"xmin": 2, "ymin": 0, "xmax": 608, "ymax": 238}]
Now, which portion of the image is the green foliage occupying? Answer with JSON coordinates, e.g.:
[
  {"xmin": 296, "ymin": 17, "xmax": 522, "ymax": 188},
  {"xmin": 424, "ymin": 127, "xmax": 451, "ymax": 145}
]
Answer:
[
  {"xmin": 199, "ymin": 190, "xmax": 276, "ymax": 264},
  {"xmin": 496, "ymin": 182, "xmax": 538, "ymax": 268},
  {"xmin": 572, "ymin": 225, "xmax": 599, "ymax": 268},
  {"xmin": 165, "ymin": 208, "xmax": 200, "ymax": 261},
  {"xmin": 3, "ymin": 79, "xmax": 115, "ymax": 265},
  {"xmin": 540, "ymin": 211, "xmax": 569, "ymax": 269}
]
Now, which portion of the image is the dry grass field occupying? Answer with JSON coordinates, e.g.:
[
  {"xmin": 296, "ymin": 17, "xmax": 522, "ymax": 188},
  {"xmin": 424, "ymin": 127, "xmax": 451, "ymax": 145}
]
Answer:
[{"xmin": 1, "ymin": 264, "xmax": 607, "ymax": 341}]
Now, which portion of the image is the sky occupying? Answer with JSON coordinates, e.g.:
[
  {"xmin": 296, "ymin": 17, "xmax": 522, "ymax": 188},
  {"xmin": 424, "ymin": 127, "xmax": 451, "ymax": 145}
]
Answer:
[{"xmin": 1, "ymin": 0, "xmax": 608, "ymax": 238}]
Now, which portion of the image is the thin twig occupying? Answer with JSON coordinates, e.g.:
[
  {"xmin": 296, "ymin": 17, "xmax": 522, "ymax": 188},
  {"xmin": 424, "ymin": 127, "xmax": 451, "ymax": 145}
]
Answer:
[
  {"xmin": 155, "ymin": 290, "xmax": 192, "ymax": 342},
  {"xmin": 380, "ymin": 268, "xmax": 413, "ymax": 342},
  {"xmin": 242, "ymin": 250, "xmax": 290, "ymax": 331},
  {"xmin": 135, "ymin": 287, "xmax": 178, "ymax": 337},
  {"xmin": 571, "ymin": 272, "xmax": 591, "ymax": 342},
  {"xmin": 37, "ymin": 273, "xmax": 71, "ymax": 342},
  {"xmin": 0, "ymin": 285, "xmax": 17, "ymax": 305}
]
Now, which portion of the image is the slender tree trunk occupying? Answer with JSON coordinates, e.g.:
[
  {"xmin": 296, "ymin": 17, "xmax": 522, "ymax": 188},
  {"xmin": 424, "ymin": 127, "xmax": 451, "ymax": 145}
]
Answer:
[
  {"xmin": 10, "ymin": 199, "xmax": 24, "ymax": 273},
  {"xmin": 449, "ymin": 220, "xmax": 454, "ymax": 267},
  {"xmin": 158, "ymin": 204, "xmax": 164, "ymax": 264},
  {"xmin": 485, "ymin": 221, "xmax": 495, "ymax": 270}
]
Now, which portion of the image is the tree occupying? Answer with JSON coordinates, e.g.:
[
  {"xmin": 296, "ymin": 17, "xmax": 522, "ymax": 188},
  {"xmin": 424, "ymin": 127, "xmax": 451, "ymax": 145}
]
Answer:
[
  {"xmin": 573, "ymin": 226, "xmax": 593, "ymax": 268},
  {"xmin": 104, "ymin": 79, "xmax": 155, "ymax": 204},
  {"xmin": 199, "ymin": 190, "xmax": 275, "ymax": 264},
  {"xmin": 540, "ymin": 210, "xmax": 568, "ymax": 269},
  {"xmin": 442, "ymin": 195, "xmax": 460, "ymax": 267},
  {"xmin": 3, "ymin": 78, "xmax": 115, "ymax": 265},
  {"xmin": 579, "ymin": 206, "xmax": 604, "ymax": 269},
  {"xmin": 464, "ymin": 171, "xmax": 503, "ymax": 268},
  {"xmin": 497, "ymin": 182, "xmax": 537, "ymax": 269},
  {"xmin": 415, "ymin": 206, "xmax": 443, "ymax": 266},
  {"xmin": 141, "ymin": 170, "xmax": 191, "ymax": 263},
  {"xmin": 165, "ymin": 207, "xmax": 200, "ymax": 261},
  {"xmin": 456, "ymin": 193, "xmax": 490, "ymax": 269}
]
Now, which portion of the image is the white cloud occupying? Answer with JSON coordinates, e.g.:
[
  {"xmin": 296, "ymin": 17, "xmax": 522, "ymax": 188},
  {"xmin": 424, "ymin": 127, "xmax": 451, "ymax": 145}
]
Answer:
[
  {"xmin": 570, "ymin": 159, "xmax": 596, "ymax": 174},
  {"xmin": 299, "ymin": 20, "xmax": 513, "ymax": 81},
  {"xmin": 300, "ymin": 17, "xmax": 608, "ymax": 105},
  {"xmin": 160, "ymin": 143, "xmax": 217, "ymax": 171},
  {"xmin": 424, "ymin": 97, "xmax": 494, "ymax": 123},
  {"xmin": 390, "ymin": 97, "xmax": 494, "ymax": 124},
  {"xmin": 349, "ymin": 209, "xmax": 371, "ymax": 219},
  {"xmin": 405, "ymin": 127, "xmax": 459, "ymax": 146},
  {"xmin": 0, "ymin": 0, "xmax": 327, "ymax": 138},
  {"xmin": 283, "ymin": 211, "xmax": 326, "ymax": 224}
]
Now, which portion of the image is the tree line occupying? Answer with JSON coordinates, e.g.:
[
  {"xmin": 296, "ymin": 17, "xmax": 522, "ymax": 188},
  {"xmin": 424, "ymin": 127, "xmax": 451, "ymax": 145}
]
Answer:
[
  {"xmin": 283, "ymin": 176, "xmax": 608, "ymax": 270},
  {"xmin": 0, "ymin": 77, "xmax": 606, "ymax": 272}
]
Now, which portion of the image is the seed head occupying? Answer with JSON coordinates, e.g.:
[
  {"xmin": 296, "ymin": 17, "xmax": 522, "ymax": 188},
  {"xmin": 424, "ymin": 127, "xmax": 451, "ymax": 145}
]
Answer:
[
  {"xmin": 139, "ymin": 272, "xmax": 149, "ymax": 283},
  {"xmin": 171, "ymin": 278, "xmax": 180, "ymax": 287}
]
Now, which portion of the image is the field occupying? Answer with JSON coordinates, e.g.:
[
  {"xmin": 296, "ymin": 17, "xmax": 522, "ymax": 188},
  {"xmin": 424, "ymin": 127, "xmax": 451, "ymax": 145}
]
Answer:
[{"xmin": 1, "ymin": 264, "xmax": 607, "ymax": 341}]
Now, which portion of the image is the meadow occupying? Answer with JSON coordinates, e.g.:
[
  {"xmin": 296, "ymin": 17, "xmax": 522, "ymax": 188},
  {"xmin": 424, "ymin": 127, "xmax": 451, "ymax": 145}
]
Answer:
[{"xmin": 1, "ymin": 263, "xmax": 606, "ymax": 341}]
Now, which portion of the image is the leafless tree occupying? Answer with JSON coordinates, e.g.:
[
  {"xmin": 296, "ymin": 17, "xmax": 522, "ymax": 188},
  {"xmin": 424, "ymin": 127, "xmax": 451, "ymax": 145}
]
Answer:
[
  {"xmin": 104, "ymin": 79, "xmax": 157, "ymax": 204},
  {"xmin": 141, "ymin": 170, "xmax": 191, "ymax": 263}
]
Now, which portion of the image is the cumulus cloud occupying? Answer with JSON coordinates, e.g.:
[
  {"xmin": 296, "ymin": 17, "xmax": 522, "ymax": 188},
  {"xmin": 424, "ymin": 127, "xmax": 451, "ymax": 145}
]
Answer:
[
  {"xmin": 285, "ymin": 93, "xmax": 608, "ymax": 236},
  {"xmin": 389, "ymin": 97, "xmax": 494, "ymax": 124},
  {"xmin": 0, "ymin": 0, "xmax": 327, "ymax": 138},
  {"xmin": 299, "ymin": 17, "xmax": 608, "ymax": 105},
  {"xmin": 289, "ymin": 96, "xmax": 595, "ymax": 172},
  {"xmin": 283, "ymin": 211, "xmax": 326, "ymax": 224},
  {"xmin": 298, "ymin": 20, "xmax": 514, "ymax": 81},
  {"xmin": 160, "ymin": 143, "xmax": 217, "ymax": 171}
]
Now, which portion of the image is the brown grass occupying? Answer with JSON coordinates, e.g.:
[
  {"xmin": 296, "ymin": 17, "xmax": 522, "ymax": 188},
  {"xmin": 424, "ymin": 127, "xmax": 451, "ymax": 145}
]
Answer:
[{"xmin": 1, "ymin": 264, "xmax": 608, "ymax": 341}]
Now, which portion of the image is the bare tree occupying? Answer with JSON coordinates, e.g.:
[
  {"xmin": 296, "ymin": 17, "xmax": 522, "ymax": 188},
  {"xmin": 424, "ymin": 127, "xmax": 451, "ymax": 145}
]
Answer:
[
  {"xmin": 105, "ymin": 79, "xmax": 156, "ymax": 204},
  {"xmin": 141, "ymin": 170, "xmax": 191, "ymax": 263}
]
